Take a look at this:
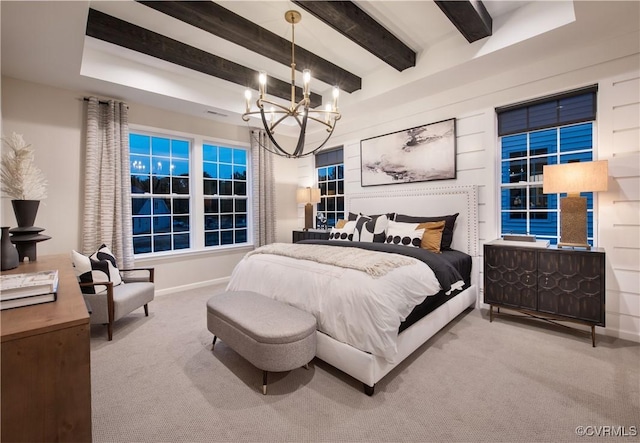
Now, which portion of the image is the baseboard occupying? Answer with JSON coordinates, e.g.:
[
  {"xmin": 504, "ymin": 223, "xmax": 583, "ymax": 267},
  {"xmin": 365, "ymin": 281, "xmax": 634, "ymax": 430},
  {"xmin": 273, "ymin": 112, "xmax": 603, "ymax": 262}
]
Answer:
[
  {"xmin": 602, "ymin": 327, "xmax": 640, "ymax": 344},
  {"xmin": 155, "ymin": 276, "xmax": 230, "ymax": 296}
]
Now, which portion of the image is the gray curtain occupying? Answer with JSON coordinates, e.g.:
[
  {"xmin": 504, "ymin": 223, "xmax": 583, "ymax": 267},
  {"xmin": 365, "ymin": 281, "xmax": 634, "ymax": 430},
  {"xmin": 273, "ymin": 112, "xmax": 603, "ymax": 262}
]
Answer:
[
  {"xmin": 250, "ymin": 129, "xmax": 276, "ymax": 247},
  {"xmin": 83, "ymin": 97, "xmax": 134, "ymax": 268}
]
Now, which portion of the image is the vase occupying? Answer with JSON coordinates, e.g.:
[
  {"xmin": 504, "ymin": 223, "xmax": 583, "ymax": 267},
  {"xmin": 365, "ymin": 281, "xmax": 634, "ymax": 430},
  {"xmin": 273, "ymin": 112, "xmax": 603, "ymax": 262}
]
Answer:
[
  {"xmin": 12, "ymin": 199, "xmax": 40, "ymax": 227},
  {"xmin": 1, "ymin": 226, "xmax": 19, "ymax": 271}
]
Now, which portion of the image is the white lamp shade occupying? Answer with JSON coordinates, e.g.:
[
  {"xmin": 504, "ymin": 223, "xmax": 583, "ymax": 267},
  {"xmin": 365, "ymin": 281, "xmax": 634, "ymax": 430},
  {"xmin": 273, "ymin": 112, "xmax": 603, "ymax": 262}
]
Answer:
[
  {"xmin": 543, "ymin": 160, "xmax": 608, "ymax": 195},
  {"xmin": 296, "ymin": 187, "xmax": 321, "ymax": 204}
]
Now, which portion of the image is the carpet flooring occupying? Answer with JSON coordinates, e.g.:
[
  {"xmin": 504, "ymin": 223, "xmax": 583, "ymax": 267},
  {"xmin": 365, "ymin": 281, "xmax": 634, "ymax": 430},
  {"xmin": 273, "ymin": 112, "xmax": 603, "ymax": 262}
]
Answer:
[{"xmin": 90, "ymin": 284, "xmax": 640, "ymax": 442}]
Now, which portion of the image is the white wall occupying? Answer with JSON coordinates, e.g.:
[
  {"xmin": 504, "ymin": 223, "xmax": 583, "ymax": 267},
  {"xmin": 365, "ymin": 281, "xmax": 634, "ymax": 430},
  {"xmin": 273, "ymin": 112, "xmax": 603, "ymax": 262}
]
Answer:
[
  {"xmin": 298, "ymin": 33, "xmax": 640, "ymax": 341},
  {"xmin": 1, "ymin": 76, "xmax": 297, "ymax": 293}
]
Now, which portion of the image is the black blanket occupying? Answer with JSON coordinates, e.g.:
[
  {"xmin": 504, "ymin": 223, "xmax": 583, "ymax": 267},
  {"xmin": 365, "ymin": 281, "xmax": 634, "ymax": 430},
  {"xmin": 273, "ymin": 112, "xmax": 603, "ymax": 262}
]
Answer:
[{"xmin": 297, "ymin": 240, "xmax": 464, "ymax": 293}]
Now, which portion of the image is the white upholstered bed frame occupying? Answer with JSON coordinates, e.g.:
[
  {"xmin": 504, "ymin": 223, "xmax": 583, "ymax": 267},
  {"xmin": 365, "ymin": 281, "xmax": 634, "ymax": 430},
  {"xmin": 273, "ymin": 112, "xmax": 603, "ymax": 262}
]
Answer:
[{"xmin": 314, "ymin": 185, "xmax": 479, "ymax": 395}]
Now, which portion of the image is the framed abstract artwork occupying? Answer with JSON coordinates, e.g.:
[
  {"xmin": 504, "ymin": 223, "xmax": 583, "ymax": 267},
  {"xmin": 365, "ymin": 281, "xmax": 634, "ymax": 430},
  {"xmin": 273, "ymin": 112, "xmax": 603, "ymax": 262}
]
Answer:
[{"xmin": 360, "ymin": 118, "xmax": 456, "ymax": 187}]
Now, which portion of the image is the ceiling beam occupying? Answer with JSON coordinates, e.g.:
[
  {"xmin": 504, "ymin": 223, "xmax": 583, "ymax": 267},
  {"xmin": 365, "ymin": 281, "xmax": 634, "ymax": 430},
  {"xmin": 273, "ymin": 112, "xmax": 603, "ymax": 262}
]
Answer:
[
  {"xmin": 85, "ymin": 9, "xmax": 323, "ymax": 108},
  {"xmin": 137, "ymin": 1, "xmax": 361, "ymax": 93},
  {"xmin": 291, "ymin": 1, "xmax": 415, "ymax": 72},
  {"xmin": 434, "ymin": 1, "xmax": 493, "ymax": 43}
]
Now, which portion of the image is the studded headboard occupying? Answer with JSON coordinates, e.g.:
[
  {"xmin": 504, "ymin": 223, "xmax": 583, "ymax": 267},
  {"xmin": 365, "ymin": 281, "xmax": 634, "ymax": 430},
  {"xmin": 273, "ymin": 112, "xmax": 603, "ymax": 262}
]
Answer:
[{"xmin": 346, "ymin": 185, "xmax": 478, "ymax": 257}]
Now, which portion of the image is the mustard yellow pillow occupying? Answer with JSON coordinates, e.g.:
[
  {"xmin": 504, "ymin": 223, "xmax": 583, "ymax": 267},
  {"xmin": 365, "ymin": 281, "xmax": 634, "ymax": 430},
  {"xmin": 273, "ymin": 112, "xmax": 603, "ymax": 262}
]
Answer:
[
  {"xmin": 335, "ymin": 219, "xmax": 347, "ymax": 229},
  {"xmin": 417, "ymin": 221, "xmax": 446, "ymax": 253}
]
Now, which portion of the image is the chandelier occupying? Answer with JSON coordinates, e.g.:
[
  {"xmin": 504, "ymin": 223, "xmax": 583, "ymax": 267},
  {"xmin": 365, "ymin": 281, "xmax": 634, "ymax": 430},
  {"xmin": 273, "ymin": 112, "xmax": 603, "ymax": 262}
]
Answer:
[{"xmin": 242, "ymin": 10, "xmax": 341, "ymax": 158}]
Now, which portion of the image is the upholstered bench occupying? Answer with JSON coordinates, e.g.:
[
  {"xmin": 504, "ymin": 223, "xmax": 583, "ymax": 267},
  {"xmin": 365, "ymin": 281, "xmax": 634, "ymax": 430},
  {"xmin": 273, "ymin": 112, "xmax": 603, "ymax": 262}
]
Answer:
[{"xmin": 206, "ymin": 291, "xmax": 316, "ymax": 394}]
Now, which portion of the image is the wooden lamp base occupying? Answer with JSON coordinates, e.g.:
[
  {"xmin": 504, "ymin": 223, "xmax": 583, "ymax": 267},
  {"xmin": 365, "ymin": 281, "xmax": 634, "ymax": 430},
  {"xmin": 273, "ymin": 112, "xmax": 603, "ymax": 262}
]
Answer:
[
  {"xmin": 304, "ymin": 203, "xmax": 313, "ymax": 231},
  {"xmin": 559, "ymin": 194, "xmax": 590, "ymax": 250}
]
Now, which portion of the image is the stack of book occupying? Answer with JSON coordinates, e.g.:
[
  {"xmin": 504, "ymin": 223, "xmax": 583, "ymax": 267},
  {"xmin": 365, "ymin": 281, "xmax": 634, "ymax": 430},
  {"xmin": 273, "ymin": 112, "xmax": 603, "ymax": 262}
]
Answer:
[{"xmin": 0, "ymin": 270, "xmax": 59, "ymax": 310}]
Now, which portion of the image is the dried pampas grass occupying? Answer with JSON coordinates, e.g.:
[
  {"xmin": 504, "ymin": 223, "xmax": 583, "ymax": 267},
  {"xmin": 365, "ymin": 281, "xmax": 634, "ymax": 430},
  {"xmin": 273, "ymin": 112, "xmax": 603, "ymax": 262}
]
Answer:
[{"xmin": 1, "ymin": 132, "xmax": 48, "ymax": 200}]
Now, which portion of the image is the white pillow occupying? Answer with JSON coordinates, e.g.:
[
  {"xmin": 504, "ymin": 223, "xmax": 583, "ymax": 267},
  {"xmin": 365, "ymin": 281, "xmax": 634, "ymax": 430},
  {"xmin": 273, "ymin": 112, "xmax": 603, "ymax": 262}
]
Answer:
[
  {"xmin": 386, "ymin": 220, "xmax": 419, "ymax": 231},
  {"xmin": 384, "ymin": 226, "xmax": 425, "ymax": 248},
  {"xmin": 328, "ymin": 221, "xmax": 356, "ymax": 241}
]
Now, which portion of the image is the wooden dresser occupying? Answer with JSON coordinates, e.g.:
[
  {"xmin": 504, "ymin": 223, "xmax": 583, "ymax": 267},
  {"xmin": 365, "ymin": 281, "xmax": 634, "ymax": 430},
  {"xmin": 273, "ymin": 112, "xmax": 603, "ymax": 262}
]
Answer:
[
  {"xmin": 484, "ymin": 242, "xmax": 605, "ymax": 346},
  {"xmin": 1, "ymin": 254, "xmax": 92, "ymax": 442}
]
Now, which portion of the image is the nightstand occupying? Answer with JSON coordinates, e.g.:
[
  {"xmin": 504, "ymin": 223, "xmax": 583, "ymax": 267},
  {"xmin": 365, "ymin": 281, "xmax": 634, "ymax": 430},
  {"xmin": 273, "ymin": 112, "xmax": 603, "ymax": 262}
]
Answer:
[
  {"xmin": 292, "ymin": 229, "xmax": 330, "ymax": 243},
  {"xmin": 484, "ymin": 241, "xmax": 605, "ymax": 346}
]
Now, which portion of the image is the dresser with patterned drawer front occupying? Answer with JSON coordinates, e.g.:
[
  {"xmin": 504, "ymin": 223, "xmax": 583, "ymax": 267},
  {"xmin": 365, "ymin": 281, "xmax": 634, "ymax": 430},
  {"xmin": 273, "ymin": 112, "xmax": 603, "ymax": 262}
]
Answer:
[{"xmin": 484, "ymin": 242, "xmax": 605, "ymax": 346}]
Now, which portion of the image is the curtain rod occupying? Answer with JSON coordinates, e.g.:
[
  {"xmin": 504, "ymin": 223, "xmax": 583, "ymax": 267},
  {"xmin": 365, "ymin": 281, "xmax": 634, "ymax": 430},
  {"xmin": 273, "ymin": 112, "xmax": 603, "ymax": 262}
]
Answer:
[{"xmin": 82, "ymin": 97, "xmax": 129, "ymax": 108}]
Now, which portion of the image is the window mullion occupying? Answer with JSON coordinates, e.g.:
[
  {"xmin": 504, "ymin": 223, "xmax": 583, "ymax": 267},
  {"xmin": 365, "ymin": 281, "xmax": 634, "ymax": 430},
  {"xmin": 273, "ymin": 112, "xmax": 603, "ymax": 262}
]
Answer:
[{"xmin": 192, "ymin": 137, "xmax": 205, "ymax": 249}]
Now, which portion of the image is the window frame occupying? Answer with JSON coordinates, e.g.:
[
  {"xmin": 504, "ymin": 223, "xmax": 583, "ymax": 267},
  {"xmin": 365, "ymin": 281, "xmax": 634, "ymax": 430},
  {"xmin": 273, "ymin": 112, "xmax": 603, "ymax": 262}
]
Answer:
[
  {"xmin": 129, "ymin": 125, "xmax": 253, "ymax": 258},
  {"xmin": 315, "ymin": 147, "xmax": 345, "ymax": 229},
  {"xmin": 202, "ymin": 142, "xmax": 250, "ymax": 248},
  {"xmin": 496, "ymin": 88, "xmax": 599, "ymax": 246}
]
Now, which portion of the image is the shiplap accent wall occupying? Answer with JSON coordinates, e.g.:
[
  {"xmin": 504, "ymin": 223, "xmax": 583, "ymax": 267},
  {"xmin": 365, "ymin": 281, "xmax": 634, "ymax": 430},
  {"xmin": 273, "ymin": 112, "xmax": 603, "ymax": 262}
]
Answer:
[
  {"xmin": 295, "ymin": 70, "xmax": 640, "ymax": 342},
  {"xmin": 598, "ymin": 73, "xmax": 640, "ymax": 341}
]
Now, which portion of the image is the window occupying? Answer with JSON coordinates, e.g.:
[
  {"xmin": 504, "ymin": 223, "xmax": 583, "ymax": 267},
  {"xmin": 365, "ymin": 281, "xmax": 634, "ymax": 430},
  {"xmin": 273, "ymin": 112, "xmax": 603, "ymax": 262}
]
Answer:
[
  {"xmin": 130, "ymin": 130, "xmax": 250, "ymax": 255},
  {"xmin": 203, "ymin": 144, "xmax": 248, "ymax": 247},
  {"xmin": 315, "ymin": 147, "xmax": 344, "ymax": 228},
  {"xmin": 130, "ymin": 133, "xmax": 191, "ymax": 254},
  {"xmin": 497, "ymin": 87, "xmax": 597, "ymax": 245}
]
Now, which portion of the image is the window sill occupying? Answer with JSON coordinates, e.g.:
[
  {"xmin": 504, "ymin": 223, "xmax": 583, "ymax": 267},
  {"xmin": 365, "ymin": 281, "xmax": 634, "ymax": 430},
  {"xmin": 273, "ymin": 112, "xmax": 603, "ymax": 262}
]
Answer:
[{"xmin": 133, "ymin": 244, "xmax": 254, "ymax": 265}]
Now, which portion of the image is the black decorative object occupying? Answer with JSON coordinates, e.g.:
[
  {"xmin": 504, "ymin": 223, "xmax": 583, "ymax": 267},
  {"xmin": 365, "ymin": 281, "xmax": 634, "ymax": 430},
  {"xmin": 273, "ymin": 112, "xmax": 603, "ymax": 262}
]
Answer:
[
  {"xmin": 316, "ymin": 212, "xmax": 327, "ymax": 230},
  {"xmin": 12, "ymin": 199, "xmax": 40, "ymax": 227},
  {"xmin": 1, "ymin": 226, "xmax": 19, "ymax": 271},
  {"xmin": 9, "ymin": 199, "xmax": 51, "ymax": 262}
]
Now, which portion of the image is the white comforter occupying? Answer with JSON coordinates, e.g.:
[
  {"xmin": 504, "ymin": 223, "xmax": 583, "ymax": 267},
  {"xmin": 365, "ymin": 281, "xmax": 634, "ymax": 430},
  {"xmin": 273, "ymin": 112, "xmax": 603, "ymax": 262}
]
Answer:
[{"xmin": 226, "ymin": 245, "xmax": 443, "ymax": 360}]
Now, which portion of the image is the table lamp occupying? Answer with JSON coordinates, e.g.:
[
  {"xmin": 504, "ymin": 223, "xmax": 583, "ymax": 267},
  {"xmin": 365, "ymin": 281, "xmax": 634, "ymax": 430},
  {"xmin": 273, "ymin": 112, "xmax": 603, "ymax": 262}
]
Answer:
[
  {"xmin": 297, "ymin": 187, "xmax": 321, "ymax": 231},
  {"xmin": 543, "ymin": 160, "xmax": 608, "ymax": 249}
]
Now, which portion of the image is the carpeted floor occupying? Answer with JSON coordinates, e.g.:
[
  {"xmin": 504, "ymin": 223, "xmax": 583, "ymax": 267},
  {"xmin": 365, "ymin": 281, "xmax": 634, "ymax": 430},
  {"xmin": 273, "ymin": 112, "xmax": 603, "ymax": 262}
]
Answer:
[{"xmin": 90, "ymin": 284, "xmax": 640, "ymax": 442}]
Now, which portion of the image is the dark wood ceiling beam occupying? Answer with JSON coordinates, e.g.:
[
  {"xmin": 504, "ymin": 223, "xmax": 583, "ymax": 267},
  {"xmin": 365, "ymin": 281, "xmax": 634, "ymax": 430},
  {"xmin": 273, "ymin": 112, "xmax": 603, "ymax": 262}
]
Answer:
[
  {"xmin": 291, "ymin": 1, "xmax": 415, "ymax": 72},
  {"xmin": 434, "ymin": 1, "xmax": 493, "ymax": 43},
  {"xmin": 136, "ymin": 1, "xmax": 361, "ymax": 93},
  {"xmin": 85, "ymin": 9, "xmax": 322, "ymax": 108}
]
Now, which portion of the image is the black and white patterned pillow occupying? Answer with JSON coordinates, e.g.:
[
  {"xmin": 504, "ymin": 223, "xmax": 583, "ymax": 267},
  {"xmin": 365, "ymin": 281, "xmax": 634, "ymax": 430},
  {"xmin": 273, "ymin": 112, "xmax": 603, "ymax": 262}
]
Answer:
[
  {"xmin": 385, "ymin": 225, "xmax": 425, "ymax": 248},
  {"xmin": 71, "ymin": 247, "xmax": 122, "ymax": 294},
  {"xmin": 353, "ymin": 213, "xmax": 389, "ymax": 243},
  {"xmin": 329, "ymin": 221, "xmax": 356, "ymax": 241},
  {"xmin": 90, "ymin": 244, "xmax": 118, "ymax": 267}
]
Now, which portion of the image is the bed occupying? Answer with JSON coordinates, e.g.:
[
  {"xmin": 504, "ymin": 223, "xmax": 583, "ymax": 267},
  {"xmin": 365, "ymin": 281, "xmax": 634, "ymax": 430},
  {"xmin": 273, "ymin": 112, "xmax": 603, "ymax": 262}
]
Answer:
[{"xmin": 227, "ymin": 185, "xmax": 479, "ymax": 395}]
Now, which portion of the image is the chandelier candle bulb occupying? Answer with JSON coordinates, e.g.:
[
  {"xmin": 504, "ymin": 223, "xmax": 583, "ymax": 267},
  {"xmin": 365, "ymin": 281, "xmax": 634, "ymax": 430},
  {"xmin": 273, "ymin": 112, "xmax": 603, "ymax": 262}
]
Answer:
[
  {"xmin": 258, "ymin": 71, "xmax": 267, "ymax": 99},
  {"xmin": 244, "ymin": 90, "xmax": 252, "ymax": 113},
  {"xmin": 303, "ymin": 69, "xmax": 311, "ymax": 98},
  {"xmin": 332, "ymin": 86, "xmax": 340, "ymax": 111}
]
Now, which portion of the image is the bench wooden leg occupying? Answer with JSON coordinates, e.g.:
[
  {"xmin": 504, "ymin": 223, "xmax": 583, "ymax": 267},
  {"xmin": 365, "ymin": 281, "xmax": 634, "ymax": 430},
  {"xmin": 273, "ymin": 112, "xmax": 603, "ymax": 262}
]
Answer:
[
  {"xmin": 212, "ymin": 336, "xmax": 217, "ymax": 349},
  {"xmin": 262, "ymin": 371, "xmax": 268, "ymax": 395},
  {"xmin": 144, "ymin": 304, "xmax": 149, "ymax": 316}
]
